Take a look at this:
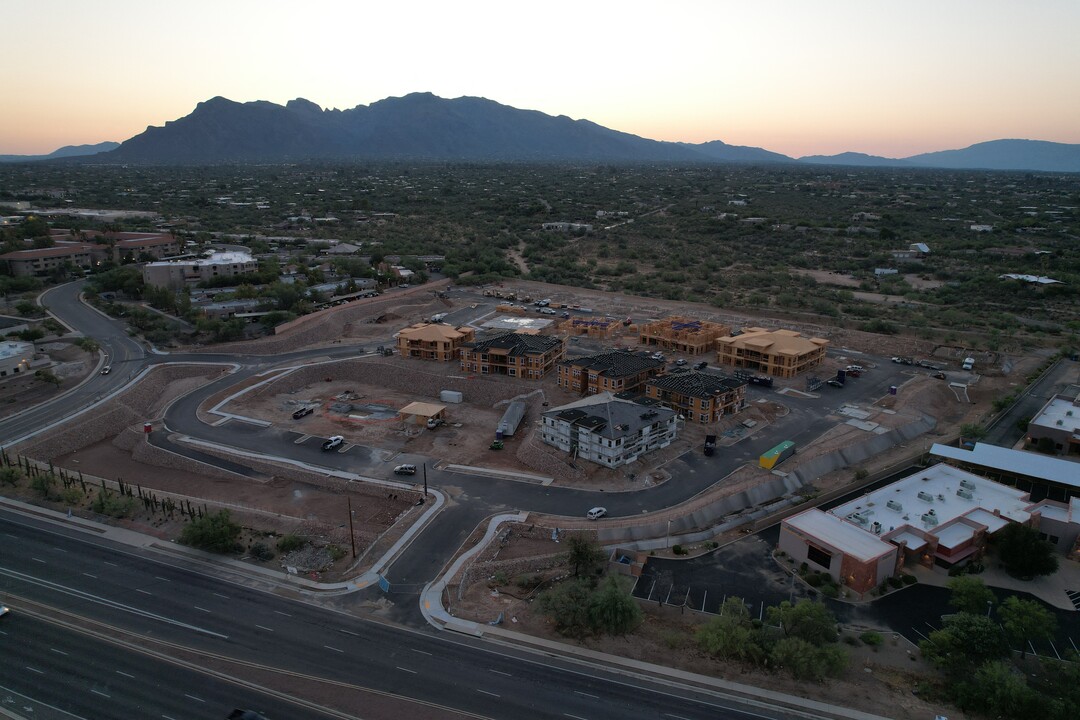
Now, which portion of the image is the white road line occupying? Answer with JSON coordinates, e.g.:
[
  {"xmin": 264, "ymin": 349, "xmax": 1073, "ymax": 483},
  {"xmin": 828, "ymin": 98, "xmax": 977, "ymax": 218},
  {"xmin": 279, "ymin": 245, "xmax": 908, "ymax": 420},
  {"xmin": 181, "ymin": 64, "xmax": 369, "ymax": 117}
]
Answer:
[
  {"xmin": 154, "ymin": 576, "xmax": 170, "ymax": 582},
  {"xmin": 564, "ymin": 715, "xmax": 588, "ymax": 720},
  {"xmin": 338, "ymin": 628, "xmax": 359, "ymax": 636},
  {"xmin": 52, "ymin": 547, "xmax": 68, "ymax": 553},
  {"xmin": 91, "ymin": 689, "xmax": 110, "ymax": 698},
  {"xmin": 323, "ymin": 645, "xmax": 344, "ymax": 653},
  {"xmin": 25, "ymin": 666, "xmax": 44, "ymax": 674},
  {"xmin": 255, "ymin": 625, "xmax": 274, "ymax": 632},
  {"xmin": 135, "ymin": 589, "xmax": 152, "ymax": 595},
  {"xmin": 103, "ymin": 561, "xmax": 118, "ymax": 566},
  {"xmin": 666, "ymin": 715, "xmax": 693, "ymax": 720},
  {"xmin": 213, "ymin": 593, "xmax": 229, "ymax": 599},
  {"xmin": 49, "ymin": 648, "xmax": 68, "ymax": 656},
  {"xmin": 163, "ymin": 715, "xmax": 178, "ymax": 720},
  {"xmin": 411, "ymin": 648, "xmax": 432, "ymax": 656},
  {"xmin": 117, "ymin": 670, "xmax": 135, "ymax": 678},
  {"xmin": 396, "ymin": 666, "xmax": 418, "ymax": 674},
  {"xmin": 83, "ymin": 573, "xmax": 97, "ymax": 579},
  {"xmin": 274, "ymin": 610, "xmax": 292, "ymax": 617},
  {"xmin": 3, "ymin": 533, "xmax": 16, "ymax": 538},
  {"xmin": 31, "ymin": 557, "xmax": 46, "ymax": 563},
  {"xmin": 489, "ymin": 669, "xmax": 512, "ymax": 677},
  {"xmin": 575, "ymin": 691, "xmax": 599, "ymax": 699},
  {"xmin": 477, "ymin": 689, "xmax": 500, "ymax": 698},
  {"xmin": 184, "ymin": 694, "xmax": 205, "ymax": 703},
  {"xmin": 193, "ymin": 605, "xmax": 211, "ymax": 613}
]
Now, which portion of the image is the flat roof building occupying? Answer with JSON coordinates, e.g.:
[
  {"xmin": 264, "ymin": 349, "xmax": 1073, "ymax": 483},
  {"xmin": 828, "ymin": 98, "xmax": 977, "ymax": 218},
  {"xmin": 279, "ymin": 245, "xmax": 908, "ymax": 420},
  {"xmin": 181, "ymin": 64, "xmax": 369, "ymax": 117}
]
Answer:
[
  {"xmin": 143, "ymin": 251, "xmax": 258, "ymax": 290},
  {"xmin": 930, "ymin": 442, "xmax": 1080, "ymax": 501},
  {"xmin": 1025, "ymin": 394, "xmax": 1080, "ymax": 456}
]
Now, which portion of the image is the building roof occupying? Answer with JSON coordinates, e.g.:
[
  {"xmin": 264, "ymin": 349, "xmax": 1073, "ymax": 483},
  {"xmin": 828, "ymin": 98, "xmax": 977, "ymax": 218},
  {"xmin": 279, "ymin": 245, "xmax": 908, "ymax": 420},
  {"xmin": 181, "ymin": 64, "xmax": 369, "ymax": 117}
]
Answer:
[
  {"xmin": 399, "ymin": 401, "xmax": 446, "ymax": 418},
  {"xmin": 999, "ymin": 273, "xmax": 1063, "ymax": 284},
  {"xmin": 1028, "ymin": 394, "xmax": 1080, "ymax": 435},
  {"xmin": 718, "ymin": 327, "xmax": 828, "ymax": 356},
  {"xmin": 115, "ymin": 235, "xmax": 176, "ymax": 248},
  {"xmin": 0, "ymin": 341, "xmax": 33, "ymax": 360},
  {"xmin": 784, "ymin": 509, "xmax": 896, "ymax": 562},
  {"xmin": 831, "ymin": 462, "xmax": 1033, "ymax": 534},
  {"xmin": 930, "ymin": 442, "xmax": 1080, "ymax": 489},
  {"xmin": 646, "ymin": 370, "xmax": 746, "ymax": 398},
  {"xmin": 397, "ymin": 323, "xmax": 473, "ymax": 342},
  {"xmin": 466, "ymin": 332, "xmax": 562, "ymax": 356},
  {"xmin": 0, "ymin": 244, "xmax": 94, "ymax": 260},
  {"xmin": 563, "ymin": 350, "xmax": 664, "ymax": 378},
  {"xmin": 543, "ymin": 392, "xmax": 676, "ymax": 441},
  {"xmin": 146, "ymin": 251, "xmax": 254, "ymax": 268},
  {"xmin": 481, "ymin": 315, "xmax": 555, "ymax": 332}
]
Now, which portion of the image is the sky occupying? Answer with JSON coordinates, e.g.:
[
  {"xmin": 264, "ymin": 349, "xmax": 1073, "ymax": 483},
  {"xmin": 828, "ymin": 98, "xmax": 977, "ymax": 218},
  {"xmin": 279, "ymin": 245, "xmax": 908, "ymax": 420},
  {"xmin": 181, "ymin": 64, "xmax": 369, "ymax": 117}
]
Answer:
[{"xmin": 4, "ymin": 0, "xmax": 1080, "ymax": 158}]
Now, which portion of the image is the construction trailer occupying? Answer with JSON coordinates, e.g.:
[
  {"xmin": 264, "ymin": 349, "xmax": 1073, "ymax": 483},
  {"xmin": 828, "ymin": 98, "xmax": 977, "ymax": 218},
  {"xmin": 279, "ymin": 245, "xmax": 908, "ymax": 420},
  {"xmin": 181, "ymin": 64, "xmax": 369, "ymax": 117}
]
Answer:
[
  {"xmin": 759, "ymin": 440, "xmax": 795, "ymax": 470},
  {"xmin": 637, "ymin": 316, "xmax": 730, "ymax": 356}
]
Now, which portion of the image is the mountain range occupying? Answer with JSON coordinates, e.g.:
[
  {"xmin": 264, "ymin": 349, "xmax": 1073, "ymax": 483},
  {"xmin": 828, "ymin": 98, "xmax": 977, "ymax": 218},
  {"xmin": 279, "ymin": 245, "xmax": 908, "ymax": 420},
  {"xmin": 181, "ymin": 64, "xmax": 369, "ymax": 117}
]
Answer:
[
  {"xmin": 0, "ymin": 141, "xmax": 119, "ymax": 163},
  {"xmin": 5, "ymin": 94, "xmax": 1079, "ymax": 172}
]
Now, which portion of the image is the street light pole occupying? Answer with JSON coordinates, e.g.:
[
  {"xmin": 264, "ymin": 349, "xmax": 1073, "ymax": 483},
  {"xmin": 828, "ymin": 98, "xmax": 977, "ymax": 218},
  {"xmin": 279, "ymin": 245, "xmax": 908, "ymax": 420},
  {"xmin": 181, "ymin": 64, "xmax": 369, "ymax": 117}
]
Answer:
[{"xmin": 347, "ymin": 496, "xmax": 356, "ymax": 559}]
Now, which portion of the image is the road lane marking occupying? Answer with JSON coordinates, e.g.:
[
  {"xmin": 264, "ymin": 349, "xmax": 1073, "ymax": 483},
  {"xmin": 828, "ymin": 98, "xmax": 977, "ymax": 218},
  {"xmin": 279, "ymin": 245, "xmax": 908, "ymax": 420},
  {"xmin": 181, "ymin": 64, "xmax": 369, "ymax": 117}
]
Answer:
[
  {"xmin": 489, "ymin": 669, "xmax": 512, "ymax": 677},
  {"xmin": 136, "ymin": 589, "xmax": 152, "ymax": 595},
  {"xmin": 184, "ymin": 694, "xmax": 205, "ymax": 703},
  {"xmin": 275, "ymin": 610, "xmax": 292, "ymax": 617},
  {"xmin": 91, "ymin": 689, "xmax": 110, "ymax": 698},
  {"xmin": 477, "ymin": 689, "xmax": 500, "ymax": 698},
  {"xmin": 396, "ymin": 666, "xmax": 417, "ymax": 674},
  {"xmin": 324, "ymin": 645, "xmax": 344, "ymax": 653},
  {"xmin": 103, "ymin": 561, "xmax": 118, "ymax": 566},
  {"xmin": 3, "ymin": 533, "xmax": 16, "ymax": 538},
  {"xmin": 163, "ymin": 715, "xmax": 178, "ymax": 720},
  {"xmin": 255, "ymin": 625, "xmax": 274, "ymax": 632},
  {"xmin": 49, "ymin": 648, "xmax": 68, "ymax": 656},
  {"xmin": 51, "ymin": 547, "xmax": 68, "ymax": 553},
  {"xmin": 213, "ymin": 593, "xmax": 229, "ymax": 599},
  {"xmin": 193, "ymin": 606, "xmax": 212, "ymax": 613},
  {"xmin": 32, "ymin": 558, "xmax": 46, "ymax": 564},
  {"xmin": 575, "ymin": 691, "xmax": 599, "ymax": 699},
  {"xmin": 564, "ymin": 715, "xmax": 588, "ymax": 720},
  {"xmin": 83, "ymin": 573, "xmax": 97, "ymax": 579},
  {"xmin": 154, "ymin": 576, "xmax": 170, "ymax": 582},
  {"xmin": 117, "ymin": 670, "xmax": 135, "ymax": 678},
  {"xmin": 411, "ymin": 649, "xmax": 432, "ymax": 656},
  {"xmin": 25, "ymin": 666, "xmax": 44, "ymax": 674},
  {"xmin": 338, "ymin": 628, "xmax": 359, "ymax": 636}
]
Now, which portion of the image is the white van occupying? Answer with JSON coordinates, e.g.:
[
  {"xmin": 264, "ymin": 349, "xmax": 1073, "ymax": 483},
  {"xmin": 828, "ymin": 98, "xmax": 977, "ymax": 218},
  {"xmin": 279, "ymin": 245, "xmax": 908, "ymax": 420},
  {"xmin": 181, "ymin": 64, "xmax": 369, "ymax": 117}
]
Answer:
[
  {"xmin": 962, "ymin": 357, "xmax": 975, "ymax": 371},
  {"xmin": 586, "ymin": 507, "xmax": 607, "ymax": 520}
]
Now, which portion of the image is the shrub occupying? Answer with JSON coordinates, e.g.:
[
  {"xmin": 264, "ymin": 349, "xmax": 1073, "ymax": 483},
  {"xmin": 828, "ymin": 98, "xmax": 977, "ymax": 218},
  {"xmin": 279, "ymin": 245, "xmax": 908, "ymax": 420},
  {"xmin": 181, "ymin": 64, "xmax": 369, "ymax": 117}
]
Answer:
[
  {"xmin": 180, "ymin": 509, "xmax": 242, "ymax": 553},
  {"xmin": 901, "ymin": 574, "xmax": 917, "ymax": 585},
  {"xmin": 887, "ymin": 576, "xmax": 903, "ymax": 589},
  {"xmin": 60, "ymin": 486, "xmax": 84, "ymax": 505},
  {"xmin": 326, "ymin": 544, "xmax": 346, "ymax": 561},
  {"xmin": 276, "ymin": 533, "xmax": 305, "ymax": 552},
  {"xmin": 820, "ymin": 583, "xmax": 839, "ymax": 599},
  {"xmin": 249, "ymin": 542, "xmax": 275, "ymax": 561},
  {"xmin": 860, "ymin": 631, "xmax": 884, "ymax": 647},
  {"xmin": 91, "ymin": 488, "xmax": 135, "ymax": 518},
  {"xmin": 672, "ymin": 544, "xmax": 687, "ymax": 555}
]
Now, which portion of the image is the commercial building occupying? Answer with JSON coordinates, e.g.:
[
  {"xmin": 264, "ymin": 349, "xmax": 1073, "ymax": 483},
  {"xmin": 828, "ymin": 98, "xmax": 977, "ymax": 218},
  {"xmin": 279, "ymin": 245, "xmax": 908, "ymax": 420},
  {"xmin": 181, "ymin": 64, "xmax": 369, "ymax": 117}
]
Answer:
[
  {"xmin": 778, "ymin": 462, "xmax": 1080, "ymax": 594},
  {"xmin": 1025, "ymin": 394, "xmax": 1080, "ymax": 456},
  {"xmin": 142, "ymin": 252, "xmax": 259, "ymax": 290},
  {"xmin": 0, "ymin": 341, "xmax": 34, "ymax": 377},
  {"xmin": 644, "ymin": 371, "xmax": 746, "ymax": 424},
  {"xmin": 396, "ymin": 323, "xmax": 476, "ymax": 361},
  {"xmin": 460, "ymin": 332, "xmax": 564, "ymax": 380},
  {"xmin": 716, "ymin": 327, "xmax": 828, "ymax": 378},
  {"xmin": 638, "ymin": 317, "xmax": 730, "ymax": 356},
  {"xmin": 558, "ymin": 350, "xmax": 664, "ymax": 396},
  {"xmin": 0, "ymin": 244, "xmax": 94, "ymax": 276},
  {"xmin": 930, "ymin": 442, "xmax": 1080, "ymax": 502},
  {"xmin": 540, "ymin": 392, "xmax": 678, "ymax": 468}
]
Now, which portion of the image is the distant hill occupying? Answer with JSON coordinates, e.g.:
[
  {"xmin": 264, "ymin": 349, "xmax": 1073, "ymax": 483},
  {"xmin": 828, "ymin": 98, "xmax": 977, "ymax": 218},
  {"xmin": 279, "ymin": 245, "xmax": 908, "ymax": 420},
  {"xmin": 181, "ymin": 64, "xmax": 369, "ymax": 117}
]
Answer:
[
  {"xmin": 687, "ymin": 140, "xmax": 793, "ymax": 165},
  {"xmin": 903, "ymin": 139, "xmax": 1080, "ymax": 172},
  {"xmin": 0, "ymin": 141, "xmax": 119, "ymax": 163},
  {"xmin": 798, "ymin": 151, "xmax": 913, "ymax": 168}
]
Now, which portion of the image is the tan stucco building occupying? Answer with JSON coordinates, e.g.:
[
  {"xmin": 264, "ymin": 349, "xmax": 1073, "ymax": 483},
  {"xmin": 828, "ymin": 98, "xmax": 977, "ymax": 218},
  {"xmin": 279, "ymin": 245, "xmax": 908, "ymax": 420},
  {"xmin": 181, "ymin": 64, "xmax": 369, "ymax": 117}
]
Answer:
[
  {"xmin": 396, "ymin": 323, "xmax": 476, "ymax": 361},
  {"xmin": 716, "ymin": 327, "xmax": 828, "ymax": 378}
]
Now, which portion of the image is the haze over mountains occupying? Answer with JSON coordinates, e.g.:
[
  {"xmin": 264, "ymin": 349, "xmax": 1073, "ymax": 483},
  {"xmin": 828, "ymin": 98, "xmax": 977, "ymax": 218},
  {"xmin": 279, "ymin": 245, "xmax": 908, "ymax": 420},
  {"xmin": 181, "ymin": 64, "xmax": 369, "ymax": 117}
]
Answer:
[{"xmin": 6, "ymin": 93, "xmax": 1080, "ymax": 172}]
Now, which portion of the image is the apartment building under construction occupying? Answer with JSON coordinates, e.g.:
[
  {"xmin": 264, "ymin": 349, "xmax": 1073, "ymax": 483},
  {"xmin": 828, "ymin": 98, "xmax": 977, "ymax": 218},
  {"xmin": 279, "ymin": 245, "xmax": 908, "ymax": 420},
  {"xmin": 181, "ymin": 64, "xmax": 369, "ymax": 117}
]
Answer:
[
  {"xmin": 716, "ymin": 327, "xmax": 828, "ymax": 378},
  {"xmin": 638, "ymin": 316, "xmax": 730, "ymax": 356}
]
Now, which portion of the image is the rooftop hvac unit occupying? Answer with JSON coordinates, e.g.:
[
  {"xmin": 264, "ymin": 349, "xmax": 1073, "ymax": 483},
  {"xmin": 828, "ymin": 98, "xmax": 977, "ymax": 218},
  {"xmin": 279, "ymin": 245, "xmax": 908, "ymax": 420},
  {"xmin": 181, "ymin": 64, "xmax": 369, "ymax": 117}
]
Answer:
[
  {"xmin": 917, "ymin": 491, "xmax": 935, "ymax": 503},
  {"xmin": 921, "ymin": 512, "xmax": 939, "ymax": 527},
  {"xmin": 886, "ymin": 499, "xmax": 903, "ymax": 512},
  {"xmin": 871, "ymin": 521, "xmax": 882, "ymax": 535},
  {"xmin": 957, "ymin": 488, "xmax": 974, "ymax": 500},
  {"xmin": 960, "ymin": 479, "xmax": 976, "ymax": 490},
  {"xmin": 849, "ymin": 513, "xmax": 868, "ymax": 526}
]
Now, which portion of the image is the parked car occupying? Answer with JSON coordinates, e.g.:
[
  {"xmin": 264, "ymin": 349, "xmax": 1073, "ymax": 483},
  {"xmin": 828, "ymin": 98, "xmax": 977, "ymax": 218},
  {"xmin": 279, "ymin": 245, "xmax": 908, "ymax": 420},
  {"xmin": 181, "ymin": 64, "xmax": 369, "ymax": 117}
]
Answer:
[
  {"xmin": 394, "ymin": 464, "xmax": 417, "ymax": 475},
  {"xmin": 675, "ymin": 359, "xmax": 687, "ymax": 366},
  {"xmin": 693, "ymin": 361, "xmax": 708, "ymax": 370},
  {"xmin": 586, "ymin": 507, "xmax": 607, "ymax": 520},
  {"xmin": 321, "ymin": 435, "xmax": 344, "ymax": 451},
  {"xmin": 540, "ymin": 307, "xmax": 557, "ymax": 315},
  {"xmin": 932, "ymin": 371, "xmax": 947, "ymax": 380},
  {"xmin": 292, "ymin": 407, "xmax": 313, "ymax": 419},
  {"xmin": 827, "ymin": 379, "xmax": 844, "ymax": 388}
]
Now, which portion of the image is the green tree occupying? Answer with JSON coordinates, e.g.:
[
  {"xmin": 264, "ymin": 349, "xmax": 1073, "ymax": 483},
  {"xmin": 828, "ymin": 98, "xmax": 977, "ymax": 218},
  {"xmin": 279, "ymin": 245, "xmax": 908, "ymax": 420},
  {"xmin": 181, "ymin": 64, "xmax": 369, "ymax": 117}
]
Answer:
[
  {"xmin": 0, "ymin": 467, "xmax": 23, "ymax": 486},
  {"xmin": 696, "ymin": 597, "xmax": 765, "ymax": 664},
  {"xmin": 535, "ymin": 577, "xmax": 594, "ymax": 638},
  {"xmin": 995, "ymin": 523, "xmax": 1059, "ymax": 580},
  {"xmin": 920, "ymin": 613, "xmax": 1008, "ymax": 675},
  {"xmin": 179, "ymin": 509, "xmax": 242, "ymax": 553},
  {"xmin": 566, "ymin": 536, "xmax": 605, "ymax": 581},
  {"xmin": 587, "ymin": 575, "xmax": 642, "ymax": 636},
  {"xmin": 15, "ymin": 300, "xmax": 37, "ymax": 317},
  {"xmin": 769, "ymin": 637, "xmax": 848, "ymax": 681},
  {"xmin": 766, "ymin": 599, "xmax": 838, "ymax": 645},
  {"xmin": 947, "ymin": 576, "xmax": 995, "ymax": 615},
  {"xmin": 953, "ymin": 660, "xmax": 1044, "ymax": 718},
  {"xmin": 34, "ymin": 369, "xmax": 62, "ymax": 388},
  {"xmin": 998, "ymin": 596, "xmax": 1056, "ymax": 658}
]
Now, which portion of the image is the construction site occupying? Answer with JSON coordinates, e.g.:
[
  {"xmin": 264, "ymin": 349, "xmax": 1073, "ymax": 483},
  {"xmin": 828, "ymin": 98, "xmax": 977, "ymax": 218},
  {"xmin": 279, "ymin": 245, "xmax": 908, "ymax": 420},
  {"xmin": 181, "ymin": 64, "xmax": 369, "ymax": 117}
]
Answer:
[{"xmin": 637, "ymin": 316, "xmax": 730, "ymax": 356}]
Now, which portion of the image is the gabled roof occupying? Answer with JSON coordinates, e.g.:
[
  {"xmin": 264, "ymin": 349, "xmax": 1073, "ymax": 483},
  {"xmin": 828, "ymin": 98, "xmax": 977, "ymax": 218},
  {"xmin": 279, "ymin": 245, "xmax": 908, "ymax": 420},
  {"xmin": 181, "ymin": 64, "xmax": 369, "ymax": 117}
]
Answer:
[
  {"xmin": 647, "ymin": 370, "xmax": 746, "ymax": 398},
  {"xmin": 466, "ymin": 332, "xmax": 562, "ymax": 356},
  {"xmin": 562, "ymin": 350, "xmax": 663, "ymax": 378},
  {"xmin": 543, "ymin": 392, "xmax": 676, "ymax": 441}
]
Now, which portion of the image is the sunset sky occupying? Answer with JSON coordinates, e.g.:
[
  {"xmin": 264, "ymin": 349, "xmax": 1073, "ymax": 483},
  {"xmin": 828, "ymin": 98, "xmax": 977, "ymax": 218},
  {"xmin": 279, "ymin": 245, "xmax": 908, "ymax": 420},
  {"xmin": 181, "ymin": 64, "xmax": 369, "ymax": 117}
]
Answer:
[{"xmin": 4, "ymin": 0, "xmax": 1080, "ymax": 157}]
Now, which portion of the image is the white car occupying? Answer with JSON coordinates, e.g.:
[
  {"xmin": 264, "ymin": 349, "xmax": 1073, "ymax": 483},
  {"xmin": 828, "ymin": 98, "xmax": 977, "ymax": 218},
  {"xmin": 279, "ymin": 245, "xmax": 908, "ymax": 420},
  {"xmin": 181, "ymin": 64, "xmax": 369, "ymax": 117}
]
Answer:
[
  {"xmin": 0, "ymin": 605, "xmax": 9, "ymax": 617},
  {"xmin": 587, "ymin": 507, "xmax": 607, "ymax": 520},
  {"xmin": 321, "ymin": 435, "xmax": 344, "ymax": 451}
]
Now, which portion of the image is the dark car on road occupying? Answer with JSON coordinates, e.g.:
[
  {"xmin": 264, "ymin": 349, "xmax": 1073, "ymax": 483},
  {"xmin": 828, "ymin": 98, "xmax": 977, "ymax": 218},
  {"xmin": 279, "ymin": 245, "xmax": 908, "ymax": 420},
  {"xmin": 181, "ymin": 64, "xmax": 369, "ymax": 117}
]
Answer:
[{"xmin": 292, "ymin": 407, "xmax": 313, "ymax": 419}]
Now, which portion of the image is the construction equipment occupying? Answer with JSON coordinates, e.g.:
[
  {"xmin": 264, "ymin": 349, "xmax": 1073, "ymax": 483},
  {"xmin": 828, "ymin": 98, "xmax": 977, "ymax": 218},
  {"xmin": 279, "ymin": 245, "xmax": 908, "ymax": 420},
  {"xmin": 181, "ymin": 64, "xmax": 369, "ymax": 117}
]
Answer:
[{"xmin": 489, "ymin": 440, "xmax": 504, "ymax": 450}]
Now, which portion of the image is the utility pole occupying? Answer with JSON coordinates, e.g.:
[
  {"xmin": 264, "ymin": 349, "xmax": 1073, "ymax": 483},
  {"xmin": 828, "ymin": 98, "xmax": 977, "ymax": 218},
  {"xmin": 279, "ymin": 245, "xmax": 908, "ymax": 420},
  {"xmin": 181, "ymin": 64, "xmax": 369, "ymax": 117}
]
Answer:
[
  {"xmin": 423, "ymin": 463, "xmax": 428, "ymax": 497},
  {"xmin": 347, "ymin": 496, "xmax": 356, "ymax": 559}
]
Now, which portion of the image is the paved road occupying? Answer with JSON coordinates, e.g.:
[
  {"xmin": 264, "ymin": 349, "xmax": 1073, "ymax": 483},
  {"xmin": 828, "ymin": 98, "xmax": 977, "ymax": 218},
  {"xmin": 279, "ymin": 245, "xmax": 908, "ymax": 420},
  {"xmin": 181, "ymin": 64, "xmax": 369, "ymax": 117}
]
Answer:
[{"xmin": 0, "ymin": 511, "xmax": 805, "ymax": 720}]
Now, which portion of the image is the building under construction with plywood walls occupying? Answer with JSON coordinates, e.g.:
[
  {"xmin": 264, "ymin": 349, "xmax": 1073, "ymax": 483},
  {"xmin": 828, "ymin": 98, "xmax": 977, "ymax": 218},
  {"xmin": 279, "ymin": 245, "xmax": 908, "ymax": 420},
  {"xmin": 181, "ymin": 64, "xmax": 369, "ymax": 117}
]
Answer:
[
  {"xmin": 638, "ymin": 316, "xmax": 730, "ymax": 356},
  {"xmin": 564, "ymin": 316, "xmax": 620, "ymax": 339}
]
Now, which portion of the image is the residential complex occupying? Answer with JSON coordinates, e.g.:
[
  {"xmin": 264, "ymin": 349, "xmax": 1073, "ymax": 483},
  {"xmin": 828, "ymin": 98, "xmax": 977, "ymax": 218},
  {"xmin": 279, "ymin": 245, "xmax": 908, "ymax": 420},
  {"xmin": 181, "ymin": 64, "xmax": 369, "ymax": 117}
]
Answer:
[
  {"xmin": 142, "ymin": 251, "xmax": 259, "ymax": 290},
  {"xmin": 460, "ymin": 332, "xmax": 564, "ymax": 379},
  {"xmin": 0, "ymin": 244, "xmax": 94, "ymax": 277},
  {"xmin": 778, "ymin": 462, "xmax": 1080, "ymax": 594},
  {"xmin": 557, "ymin": 350, "xmax": 664, "ymax": 396},
  {"xmin": 644, "ymin": 371, "xmax": 746, "ymax": 423},
  {"xmin": 637, "ymin": 316, "xmax": 730, "ymax": 356},
  {"xmin": 540, "ymin": 392, "xmax": 678, "ymax": 468},
  {"xmin": 396, "ymin": 323, "xmax": 477, "ymax": 361},
  {"xmin": 715, "ymin": 327, "xmax": 828, "ymax": 378}
]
